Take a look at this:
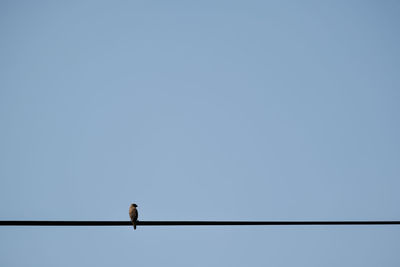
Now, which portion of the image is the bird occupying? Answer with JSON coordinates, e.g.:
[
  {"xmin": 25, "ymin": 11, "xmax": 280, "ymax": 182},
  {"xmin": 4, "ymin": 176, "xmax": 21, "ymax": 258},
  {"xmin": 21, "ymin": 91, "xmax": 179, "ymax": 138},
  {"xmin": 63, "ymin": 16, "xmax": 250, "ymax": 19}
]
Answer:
[{"xmin": 129, "ymin": 203, "xmax": 139, "ymax": 230}]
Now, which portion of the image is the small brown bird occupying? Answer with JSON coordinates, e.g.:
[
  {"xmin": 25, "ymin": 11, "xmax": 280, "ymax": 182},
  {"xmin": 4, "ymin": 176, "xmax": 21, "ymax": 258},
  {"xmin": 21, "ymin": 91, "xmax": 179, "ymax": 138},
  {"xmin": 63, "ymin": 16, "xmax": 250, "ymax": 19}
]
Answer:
[{"xmin": 129, "ymin": 203, "xmax": 138, "ymax": 230}]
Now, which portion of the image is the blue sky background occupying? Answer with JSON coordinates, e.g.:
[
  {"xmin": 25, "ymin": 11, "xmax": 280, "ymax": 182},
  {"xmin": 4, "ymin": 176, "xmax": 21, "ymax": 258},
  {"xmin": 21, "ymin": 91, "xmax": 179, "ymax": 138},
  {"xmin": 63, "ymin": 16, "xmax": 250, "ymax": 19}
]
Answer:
[{"xmin": 1, "ymin": 0, "xmax": 399, "ymax": 266}]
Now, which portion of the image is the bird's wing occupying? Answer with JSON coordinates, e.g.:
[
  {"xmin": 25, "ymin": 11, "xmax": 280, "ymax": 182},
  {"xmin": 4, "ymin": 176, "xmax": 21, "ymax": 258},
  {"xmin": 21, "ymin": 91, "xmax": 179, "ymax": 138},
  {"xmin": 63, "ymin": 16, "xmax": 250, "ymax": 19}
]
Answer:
[{"xmin": 129, "ymin": 207, "xmax": 135, "ymax": 220}]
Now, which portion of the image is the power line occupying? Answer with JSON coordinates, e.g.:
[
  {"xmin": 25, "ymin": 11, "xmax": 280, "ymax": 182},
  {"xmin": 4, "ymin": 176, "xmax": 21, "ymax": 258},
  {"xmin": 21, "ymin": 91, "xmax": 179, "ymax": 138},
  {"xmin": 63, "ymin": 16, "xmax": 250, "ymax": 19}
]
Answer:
[{"xmin": 1, "ymin": 220, "xmax": 399, "ymax": 226}]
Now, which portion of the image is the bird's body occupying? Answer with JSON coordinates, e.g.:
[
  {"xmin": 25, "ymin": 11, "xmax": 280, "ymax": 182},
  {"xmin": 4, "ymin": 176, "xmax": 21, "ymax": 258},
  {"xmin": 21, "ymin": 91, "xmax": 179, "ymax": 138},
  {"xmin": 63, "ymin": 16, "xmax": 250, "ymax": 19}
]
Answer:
[{"xmin": 129, "ymin": 203, "xmax": 138, "ymax": 230}]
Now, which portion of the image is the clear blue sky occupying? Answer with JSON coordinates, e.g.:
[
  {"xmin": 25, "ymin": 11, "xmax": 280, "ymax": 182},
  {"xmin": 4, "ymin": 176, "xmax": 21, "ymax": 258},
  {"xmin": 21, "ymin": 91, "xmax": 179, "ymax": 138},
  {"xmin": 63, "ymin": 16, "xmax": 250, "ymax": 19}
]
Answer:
[{"xmin": 1, "ymin": 0, "xmax": 399, "ymax": 266}]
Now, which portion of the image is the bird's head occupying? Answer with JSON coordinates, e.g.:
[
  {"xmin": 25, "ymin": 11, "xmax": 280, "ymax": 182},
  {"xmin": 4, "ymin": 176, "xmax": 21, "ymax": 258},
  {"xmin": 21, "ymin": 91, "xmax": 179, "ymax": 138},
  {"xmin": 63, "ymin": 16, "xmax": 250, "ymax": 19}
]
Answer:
[{"xmin": 131, "ymin": 203, "xmax": 138, "ymax": 207}]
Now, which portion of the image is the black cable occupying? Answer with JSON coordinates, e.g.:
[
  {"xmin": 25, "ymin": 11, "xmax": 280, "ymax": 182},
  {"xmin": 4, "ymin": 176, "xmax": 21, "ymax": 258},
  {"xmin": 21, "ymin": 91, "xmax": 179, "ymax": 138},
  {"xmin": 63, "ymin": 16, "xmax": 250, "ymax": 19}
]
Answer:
[{"xmin": 1, "ymin": 220, "xmax": 399, "ymax": 226}]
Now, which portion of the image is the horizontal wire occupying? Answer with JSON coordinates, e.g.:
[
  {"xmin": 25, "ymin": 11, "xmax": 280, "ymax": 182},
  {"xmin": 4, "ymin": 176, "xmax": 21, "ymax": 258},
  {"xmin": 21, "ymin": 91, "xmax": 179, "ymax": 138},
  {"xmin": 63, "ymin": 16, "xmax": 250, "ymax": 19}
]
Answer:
[{"xmin": 1, "ymin": 220, "xmax": 400, "ymax": 226}]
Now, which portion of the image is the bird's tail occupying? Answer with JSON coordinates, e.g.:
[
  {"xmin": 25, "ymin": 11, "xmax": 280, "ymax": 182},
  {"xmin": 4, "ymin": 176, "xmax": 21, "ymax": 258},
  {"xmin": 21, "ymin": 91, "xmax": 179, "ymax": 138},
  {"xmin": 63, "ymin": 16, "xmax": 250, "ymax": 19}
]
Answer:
[{"xmin": 130, "ymin": 219, "xmax": 137, "ymax": 230}]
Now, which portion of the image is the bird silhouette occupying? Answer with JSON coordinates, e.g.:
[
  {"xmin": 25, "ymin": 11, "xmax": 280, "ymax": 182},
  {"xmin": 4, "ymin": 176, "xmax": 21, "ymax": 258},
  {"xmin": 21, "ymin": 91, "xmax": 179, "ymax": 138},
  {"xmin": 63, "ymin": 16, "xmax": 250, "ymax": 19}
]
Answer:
[{"xmin": 129, "ymin": 203, "xmax": 138, "ymax": 230}]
